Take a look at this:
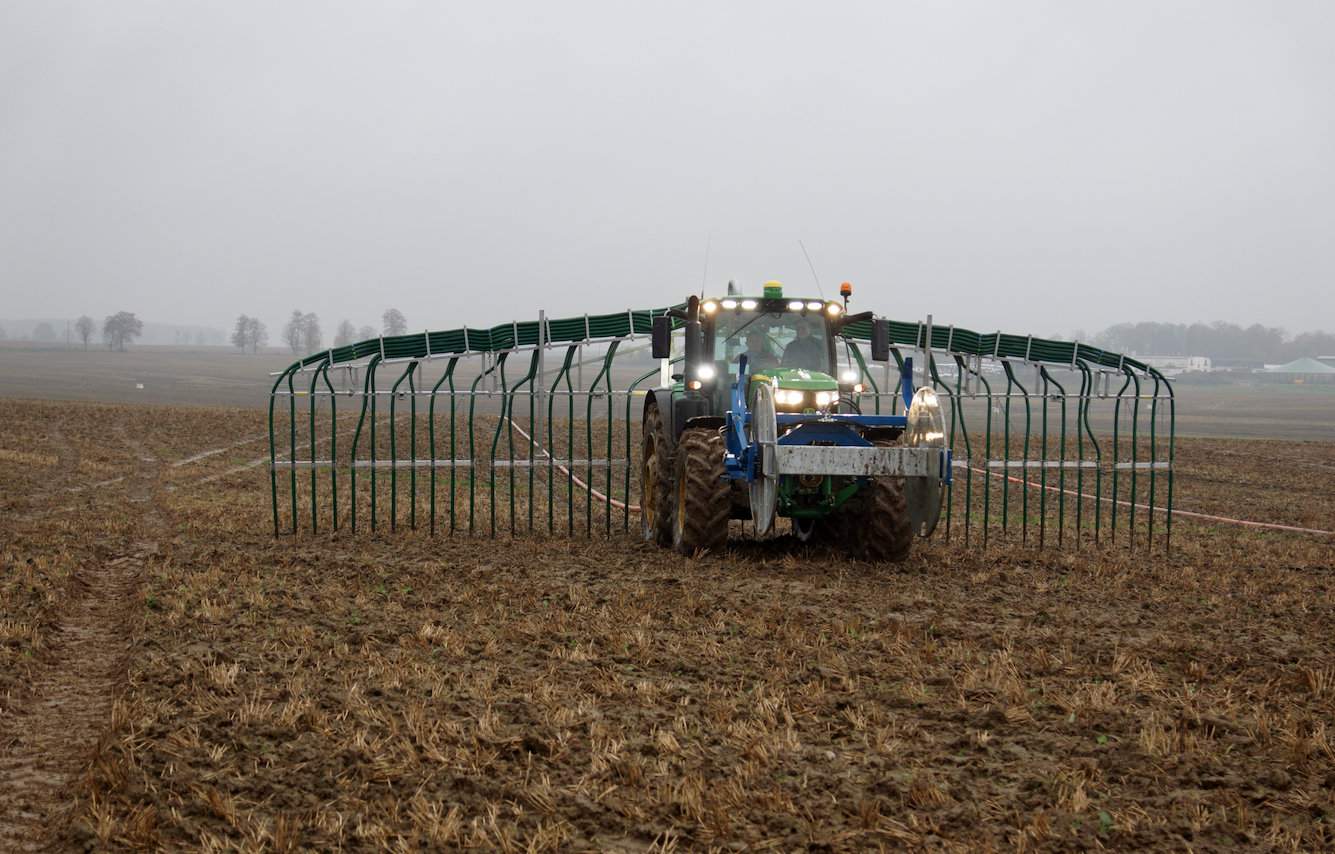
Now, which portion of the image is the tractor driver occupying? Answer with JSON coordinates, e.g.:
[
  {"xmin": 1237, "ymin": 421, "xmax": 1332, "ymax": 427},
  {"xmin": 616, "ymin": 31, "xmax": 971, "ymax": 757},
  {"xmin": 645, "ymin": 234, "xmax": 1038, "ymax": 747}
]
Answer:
[
  {"xmin": 743, "ymin": 329, "xmax": 780, "ymax": 372},
  {"xmin": 782, "ymin": 317, "xmax": 826, "ymax": 371}
]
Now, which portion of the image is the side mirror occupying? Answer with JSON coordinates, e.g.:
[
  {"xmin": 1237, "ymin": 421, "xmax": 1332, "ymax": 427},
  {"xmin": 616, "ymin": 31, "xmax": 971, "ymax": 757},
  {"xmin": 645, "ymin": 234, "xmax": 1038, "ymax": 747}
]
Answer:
[
  {"xmin": 651, "ymin": 315, "xmax": 672, "ymax": 359},
  {"xmin": 871, "ymin": 318, "xmax": 890, "ymax": 363}
]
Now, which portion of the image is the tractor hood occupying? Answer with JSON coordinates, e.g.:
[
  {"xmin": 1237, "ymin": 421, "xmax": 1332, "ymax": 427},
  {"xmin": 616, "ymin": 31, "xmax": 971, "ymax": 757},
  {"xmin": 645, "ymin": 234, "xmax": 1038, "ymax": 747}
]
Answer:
[{"xmin": 753, "ymin": 367, "xmax": 838, "ymax": 390}]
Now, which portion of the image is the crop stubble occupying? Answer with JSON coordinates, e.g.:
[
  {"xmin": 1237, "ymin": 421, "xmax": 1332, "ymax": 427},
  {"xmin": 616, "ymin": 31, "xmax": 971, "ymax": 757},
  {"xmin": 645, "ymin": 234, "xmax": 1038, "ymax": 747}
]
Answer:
[{"xmin": 0, "ymin": 399, "xmax": 1332, "ymax": 850}]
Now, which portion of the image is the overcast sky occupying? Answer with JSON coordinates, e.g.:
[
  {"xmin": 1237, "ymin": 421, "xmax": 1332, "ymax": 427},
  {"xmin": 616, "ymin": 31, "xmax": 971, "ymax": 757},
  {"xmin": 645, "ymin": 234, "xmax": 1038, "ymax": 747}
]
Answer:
[{"xmin": 2, "ymin": 1, "xmax": 1332, "ymax": 339}]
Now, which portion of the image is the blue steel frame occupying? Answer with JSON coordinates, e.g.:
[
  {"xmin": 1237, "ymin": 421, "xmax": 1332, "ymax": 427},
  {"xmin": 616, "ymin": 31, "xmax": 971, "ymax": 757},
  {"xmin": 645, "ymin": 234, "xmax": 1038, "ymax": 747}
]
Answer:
[{"xmin": 722, "ymin": 355, "xmax": 950, "ymax": 487}]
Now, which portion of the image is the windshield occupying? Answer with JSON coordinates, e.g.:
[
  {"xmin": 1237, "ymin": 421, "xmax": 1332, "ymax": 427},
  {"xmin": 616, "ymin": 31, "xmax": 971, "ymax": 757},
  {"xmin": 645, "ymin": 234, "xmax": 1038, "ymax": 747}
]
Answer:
[{"xmin": 712, "ymin": 311, "xmax": 831, "ymax": 374}]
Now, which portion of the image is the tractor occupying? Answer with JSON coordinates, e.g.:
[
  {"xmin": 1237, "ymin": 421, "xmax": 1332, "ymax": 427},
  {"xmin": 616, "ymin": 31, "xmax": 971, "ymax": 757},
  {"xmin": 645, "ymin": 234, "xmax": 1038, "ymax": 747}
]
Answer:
[{"xmin": 640, "ymin": 281, "xmax": 951, "ymax": 560}]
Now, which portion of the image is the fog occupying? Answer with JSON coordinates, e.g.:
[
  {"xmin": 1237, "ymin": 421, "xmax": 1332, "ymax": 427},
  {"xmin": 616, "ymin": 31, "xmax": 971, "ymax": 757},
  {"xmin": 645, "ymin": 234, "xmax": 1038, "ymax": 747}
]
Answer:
[{"xmin": 2, "ymin": 1, "xmax": 1332, "ymax": 340}]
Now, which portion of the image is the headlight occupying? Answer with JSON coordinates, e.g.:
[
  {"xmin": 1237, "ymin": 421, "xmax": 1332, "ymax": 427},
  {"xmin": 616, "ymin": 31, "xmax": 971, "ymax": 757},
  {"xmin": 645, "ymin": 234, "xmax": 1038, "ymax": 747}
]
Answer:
[
  {"xmin": 740, "ymin": 299, "xmax": 758, "ymax": 310},
  {"xmin": 806, "ymin": 300, "xmax": 823, "ymax": 311},
  {"xmin": 787, "ymin": 300, "xmax": 804, "ymax": 311},
  {"xmin": 775, "ymin": 389, "xmax": 805, "ymax": 406},
  {"xmin": 839, "ymin": 369, "xmax": 860, "ymax": 383},
  {"xmin": 695, "ymin": 363, "xmax": 716, "ymax": 381},
  {"xmin": 826, "ymin": 303, "xmax": 842, "ymax": 316},
  {"xmin": 814, "ymin": 391, "xmax": 836, "ymax": 407},
  {"xmin": 702, "ymin": 300, "xmax": 718, "ymax": 315},
  {"xmin": 721, "ymin": 298, "xmax": 738, "ymax": 310}
]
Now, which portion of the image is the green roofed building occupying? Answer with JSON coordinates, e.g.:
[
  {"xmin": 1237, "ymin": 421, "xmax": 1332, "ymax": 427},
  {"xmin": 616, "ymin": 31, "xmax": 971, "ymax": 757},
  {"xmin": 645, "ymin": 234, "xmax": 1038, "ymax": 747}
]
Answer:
[{"xmin": 1258, "ymin": 357, "xmax": 1335, "ymax": 383}]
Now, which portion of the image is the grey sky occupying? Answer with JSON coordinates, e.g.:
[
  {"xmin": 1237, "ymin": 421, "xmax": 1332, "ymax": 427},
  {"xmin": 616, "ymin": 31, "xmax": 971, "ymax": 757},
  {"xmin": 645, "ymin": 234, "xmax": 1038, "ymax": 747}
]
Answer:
[{"xmin": 2, "ymin": 1, "xmax": 1332, "ymax": 339}]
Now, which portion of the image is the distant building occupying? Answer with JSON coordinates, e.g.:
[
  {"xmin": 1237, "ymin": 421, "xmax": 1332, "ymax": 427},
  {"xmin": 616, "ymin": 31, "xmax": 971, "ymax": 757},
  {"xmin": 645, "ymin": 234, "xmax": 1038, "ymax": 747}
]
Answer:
[
  {"xmin": 1140, "ymin": 355, "xmax": 1212, "ymax": 376},
  {"xmin": 1257, "ymin": 357, "xmax": 1335, "ymax": 384}
]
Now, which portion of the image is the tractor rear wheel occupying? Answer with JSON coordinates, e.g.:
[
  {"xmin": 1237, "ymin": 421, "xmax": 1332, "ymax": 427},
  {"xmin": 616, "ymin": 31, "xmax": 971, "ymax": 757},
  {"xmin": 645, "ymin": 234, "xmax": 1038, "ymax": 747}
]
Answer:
[
  {"xmin": 849, "ymin": 441, "xmax": 914, "ymax": 562},
  {"xmin": 672, "ymin": 428, "xmax": 729, "ymax": 555},
  {"xmin": 640, "ymin": 403, "xmax": 673, "ymax": 546}
]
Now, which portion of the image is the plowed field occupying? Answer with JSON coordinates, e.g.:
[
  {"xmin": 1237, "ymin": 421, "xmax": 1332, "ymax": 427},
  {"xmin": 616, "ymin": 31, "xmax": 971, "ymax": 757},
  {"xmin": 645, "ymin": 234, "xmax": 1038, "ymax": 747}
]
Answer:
[{"xmin": 1, "ymin": 399, "xmax": 1332, "ymax": 851}]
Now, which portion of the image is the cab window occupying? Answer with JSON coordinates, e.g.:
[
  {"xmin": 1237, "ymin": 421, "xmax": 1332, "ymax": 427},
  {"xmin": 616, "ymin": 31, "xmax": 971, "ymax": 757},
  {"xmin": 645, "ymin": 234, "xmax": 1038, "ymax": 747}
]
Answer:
[{"xmin": 713, "ymin": 312, "xmax": 829, "ymax": 374}]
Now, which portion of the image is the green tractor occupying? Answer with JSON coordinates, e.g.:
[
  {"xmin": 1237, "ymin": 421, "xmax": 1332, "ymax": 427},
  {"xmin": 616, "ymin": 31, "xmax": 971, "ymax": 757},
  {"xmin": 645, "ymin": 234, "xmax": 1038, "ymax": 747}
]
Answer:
[{"xmin": 640, "ymin": 282, "xmax": 950, "ymax": 560}]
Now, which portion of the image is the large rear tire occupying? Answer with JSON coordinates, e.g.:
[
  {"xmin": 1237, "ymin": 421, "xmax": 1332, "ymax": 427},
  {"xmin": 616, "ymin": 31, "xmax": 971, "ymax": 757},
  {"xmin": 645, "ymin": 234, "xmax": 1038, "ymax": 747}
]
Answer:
[
  {"xmin": 849, "ymin": 441, "xmax": 914, "ymax": 562},
  {"xmin": 672, "ymin": 428, "xmax": 730, "ymax": 555},
  {"xmin": 640, "ymin": 403, "xmax": 673, "ymax": 546}
]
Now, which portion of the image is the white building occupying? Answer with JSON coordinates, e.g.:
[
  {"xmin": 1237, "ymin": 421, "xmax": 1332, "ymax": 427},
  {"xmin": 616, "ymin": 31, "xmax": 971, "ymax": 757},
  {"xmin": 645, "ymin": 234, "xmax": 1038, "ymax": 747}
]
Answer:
[{"xmin": 1139, "ymin": 355, "xmax": 1212, "ymax": 375}]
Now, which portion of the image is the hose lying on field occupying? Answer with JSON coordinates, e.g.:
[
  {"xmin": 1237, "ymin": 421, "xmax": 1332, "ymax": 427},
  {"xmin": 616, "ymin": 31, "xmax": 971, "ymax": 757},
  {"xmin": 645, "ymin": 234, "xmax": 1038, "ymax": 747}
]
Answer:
[
  {"xmin": 504, "ymin": 417, "xmax": 637, "ymax": 512},
  {"xmin": 970, "ymin": 467, "xmax": 1334, "ymax": 537}
]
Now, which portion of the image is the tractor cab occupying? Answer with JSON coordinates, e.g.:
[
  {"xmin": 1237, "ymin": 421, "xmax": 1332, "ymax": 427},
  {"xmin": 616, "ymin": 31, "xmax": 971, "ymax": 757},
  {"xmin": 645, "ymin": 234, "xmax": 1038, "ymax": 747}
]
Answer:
[{"xmin": 674, "ymin": 283, "xmax": 862, "ymax": 419}]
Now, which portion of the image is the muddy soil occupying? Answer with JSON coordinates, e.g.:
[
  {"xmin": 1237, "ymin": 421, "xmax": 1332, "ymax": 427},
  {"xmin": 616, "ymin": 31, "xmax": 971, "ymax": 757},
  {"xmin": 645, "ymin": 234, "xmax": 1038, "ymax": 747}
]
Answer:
[{"xmin": 0, "ymin": 400, "xmax": 1331, "ymax": 851}]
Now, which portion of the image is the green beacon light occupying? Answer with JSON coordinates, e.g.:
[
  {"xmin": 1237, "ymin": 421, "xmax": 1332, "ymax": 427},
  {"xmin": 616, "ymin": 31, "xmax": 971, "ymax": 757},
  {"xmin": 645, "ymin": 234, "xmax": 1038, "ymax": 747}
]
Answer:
[{"xmin": 762, "ymin": 280, "xmax": 784, "ymax": 299}]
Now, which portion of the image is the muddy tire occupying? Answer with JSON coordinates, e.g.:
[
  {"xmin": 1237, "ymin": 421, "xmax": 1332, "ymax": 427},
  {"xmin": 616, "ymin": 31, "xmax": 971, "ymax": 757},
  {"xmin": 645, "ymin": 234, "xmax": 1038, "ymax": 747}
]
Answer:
[
  {"xmin": 848, "ymin": 441, "xmax": 913, "ymax": 562},
  {"xmin": 640, "ymin": 403, "xmax": 674, "ymax": 546},
  {"xmin": 672, "ymin": 428, "xmax": 729, "ymax": 555}
]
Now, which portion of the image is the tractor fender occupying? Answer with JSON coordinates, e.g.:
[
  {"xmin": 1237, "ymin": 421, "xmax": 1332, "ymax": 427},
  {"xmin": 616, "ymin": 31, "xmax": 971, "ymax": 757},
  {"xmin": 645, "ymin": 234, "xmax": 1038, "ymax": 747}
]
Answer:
[{"xmin": 643, "ymin": 388, "xmax": 712, "ymax": 453}]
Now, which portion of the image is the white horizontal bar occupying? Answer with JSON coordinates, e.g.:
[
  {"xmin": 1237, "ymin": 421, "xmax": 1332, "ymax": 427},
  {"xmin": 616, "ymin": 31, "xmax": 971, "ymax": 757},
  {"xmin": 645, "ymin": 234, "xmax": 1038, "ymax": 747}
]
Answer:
[
  {"xmin": 986, "ymin": 460, "xmax": 1100, "ymax": 469},
  {"xmin": 270, "ymin": 389, "xmax": 650, "ymax": 398},
  {"xmin": 1113, "ymin": 461, "xmax": 1172, "ymax": 470},
  {"xmin": 773, "ymin": 445, "xmax": 943, "ymax": 478},
  {"xmin": 273, "ymin": 458, "xmax": 636, "ymax": 470}
]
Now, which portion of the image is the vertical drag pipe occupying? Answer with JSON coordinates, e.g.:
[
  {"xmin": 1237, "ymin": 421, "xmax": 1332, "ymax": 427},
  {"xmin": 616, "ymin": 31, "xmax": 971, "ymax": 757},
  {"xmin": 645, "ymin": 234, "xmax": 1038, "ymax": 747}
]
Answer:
[
  {"xmin": 547, "ymin": 346, "xmax": 577, "ymax": 535},
  {"xmin": 1110, "ymin": 371, "xmax": 1132, "ymax": 545},
  {"xmin": 951, "ymin": 355, "xmax": 976, "ymax": 547},
  {"xmin": 428, "ymin": 356, "xmax": 459, "ymax": 536},
  {"xmin": 1040, "ymin": 366, "xmax": 1068, "ymax": 548},
  {"xmin": 487, "ymin": 352, "xmax": 512, "ymax": 537},
  {"xmin": 320, "ymin": 362, "xmax": 338, "ymax": 532},
  {"xmin": 308, "ymin": 360, "xmax": 326, "ymax": 535},
  {"xmin": 388, "ymin": 361, "xmax": 416, "ymax": 533},
  {"xmin": 268, "ymin": 362, "xmax": 299, "ymax": 536},
  {"xmin": 585, "ymin": 340, "xmax": 620, "ymax": 536},
  {"xmin": 348, "ymin": 355, "xmax": 381, "ymax": 534}
]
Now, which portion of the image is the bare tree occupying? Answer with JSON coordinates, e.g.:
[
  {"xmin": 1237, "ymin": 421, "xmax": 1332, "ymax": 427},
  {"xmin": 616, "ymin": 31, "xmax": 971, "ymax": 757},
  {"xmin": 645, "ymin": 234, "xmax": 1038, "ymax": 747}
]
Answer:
[
  {"xmin": 0, "ymin": 325, "xmax": 7, "ymax": 341},
  {"xmin": 382, "ymin": 308, "xmax": 407, "ymax": 336},
  {"xmin": 301, "ymin": 312, "xmax": 322, "ymax": 351},
  {"xmin": 232, "ymin": 315, "xmax": 252, "ymax": 351},
  {"xmin": 358, "ymin": 324, "xmax": 376, "ymax": 341},
  {"xmin": 33, "ymin": 322, "xmax": 57, "ymax": 342},
  {"xmin": 334, "ymin": 319, "xmax": 357, "ymax": 348},
  {"xmin": 232, "ymin": 315, "xmax": 268, "ymax": 353},
  {"xmin": 102, "ymin": 312, "xmax": 143, "ymax": 351},
  {"xmin": 283, "ymin": 310, "xmax": 305, "ymax": 353},
  {"xmin": 75, "ymin": 315, "xmax": 95, "ymax": 350}
]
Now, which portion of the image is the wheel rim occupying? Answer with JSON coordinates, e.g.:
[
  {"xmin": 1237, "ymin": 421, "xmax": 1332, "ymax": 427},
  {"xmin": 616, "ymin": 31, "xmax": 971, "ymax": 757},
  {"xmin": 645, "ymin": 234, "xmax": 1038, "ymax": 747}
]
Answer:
[{"xmin": 641, "ymin": 438, "xmax": 657, "ymax": 533}]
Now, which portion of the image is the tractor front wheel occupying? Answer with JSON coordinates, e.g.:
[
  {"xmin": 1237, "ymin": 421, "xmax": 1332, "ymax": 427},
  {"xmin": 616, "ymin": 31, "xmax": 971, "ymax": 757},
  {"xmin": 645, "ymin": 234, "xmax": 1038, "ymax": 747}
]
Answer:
[
  {"xmin": 672, "ymin": 428, "xmax": 729, "ymax": 555},
  {"xmin": 640, "ymin": 403, "xmax": 673, "ymax": 546},
  {"xmin": 851, "ymin": 476, "xmax": 914, "ymax": 562},
  {"xmin": 848, "ymin": 441, "xmax": 914, "ymax": 562}
]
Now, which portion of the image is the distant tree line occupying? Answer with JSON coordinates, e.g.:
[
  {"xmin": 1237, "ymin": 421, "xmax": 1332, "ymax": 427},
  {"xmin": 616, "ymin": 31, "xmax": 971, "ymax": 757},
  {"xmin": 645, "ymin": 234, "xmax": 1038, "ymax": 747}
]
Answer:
[
  {"xmin": 225, "ymin": 307, "xmax": 409, "ymax": 354},
  {"xmin": 264, "ymin": 308, "xmax": 409, "ymax": 354},
  {"xmin": 1093, "ymin": 322, "xmax": 1335, "ymax": 365}
]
